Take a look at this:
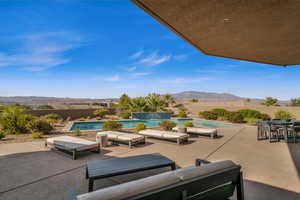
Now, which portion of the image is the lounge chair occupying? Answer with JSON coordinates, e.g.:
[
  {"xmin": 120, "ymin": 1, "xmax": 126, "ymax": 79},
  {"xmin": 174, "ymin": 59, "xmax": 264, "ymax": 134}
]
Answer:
[
  {"xmin": 66, "ymin": 159, "xmax": 244, "ymax": 200},
  {"xmin": 45, "ymin": 136, "xmax": 100, "ymax": 160},
  {"xmin": 97, "ymin": 131, "xmax": 146, "ymax": 148},
  {"xmin": 138, "ymin": 129, "xmax": 188, "ymax": 144},
  {"xmin": 173, "ymin": 126, "xmax": 218, "ymax": 138}
]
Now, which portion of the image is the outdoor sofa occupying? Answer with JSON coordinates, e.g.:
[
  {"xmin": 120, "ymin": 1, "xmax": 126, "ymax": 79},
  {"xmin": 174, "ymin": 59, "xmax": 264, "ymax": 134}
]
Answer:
[
  {"xmin": 138, "ymin": 129, "xmax": 189, "ymax": 144},
  {"xmin": 45, "ymin": 136, "xmax": 100, "ymax": 160},
  {"xmin": 173, "ymin": 126, "xmax": 218, "ymax": 139},
  {"xmin": 66, "ymin": 159, "xmax": 244, "ymax": 200},
  {"xmin": 97, "ymin": 131, "xmax": 146, "ymax": 148}
]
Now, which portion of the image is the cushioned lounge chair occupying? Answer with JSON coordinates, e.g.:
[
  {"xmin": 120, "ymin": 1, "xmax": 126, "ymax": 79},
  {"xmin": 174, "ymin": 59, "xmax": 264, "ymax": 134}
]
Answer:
[
  {"xmin": 66, "ymin": 160, "xmax": 244, "ymax": 200},
  {"xmin": 138, "ymin": 129, "xmax": 188, "ymax": 144},
  {"xmin": 173, "ymin": 126, "xmax": 218, "ymax": 138},
  {"xmin": 97, "ymin": 131, "xmax": 146, "ymax": 148},
  {"xmin": 45, "ymin": 136, "xmax": 100, "ymax": 160}
]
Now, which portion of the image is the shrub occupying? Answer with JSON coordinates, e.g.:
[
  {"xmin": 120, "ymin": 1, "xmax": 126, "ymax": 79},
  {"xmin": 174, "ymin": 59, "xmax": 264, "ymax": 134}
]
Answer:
[
  {"xmin": 136, "ymin": 122, "xmax": 146, "ymax": 131},
  {"xmin": 178, "ymin": 110, "xmax": 187, "ymax": 118},
  {"xmin": 226, "ymin": 112, "xmax": 244, "ymax": 123},
  {"xmin": 191, "ymin": 98, "xmax": 198, "ymax": 103},
  {"xmin": 237, "ymin": 109, "xmax": 262, "ymax": 119},
  {"xmin": 159, "ymin": 120, "xmax": 176, "ymax": 131},
  {"xmin": 262, "ymin": 97, "xmax": 279, "ymax": 106},
  {"xmin": 93, "ymin": 109, "xmax": 108, "ymax": 119},
  {"xmin": 211, "ymin": 108, "xmax": 229, "ymax": 117},
  {"xmin": 44, "ymin": 113, "xmax": 60, "ymax": 120},
  {"xmin": 0, "ymin": 106, "xmax": 32, "ymax": 134},
  {"xmin": 199, "ymin": 111, "xmax": 218, "ymax": 120},
  {"xmin": 66, "ymin": 116, "xmax": 72, "ymax": 121},
  {"xmin": 103, "ymin": 121, "xmax": 122, "ymax": 131},
  {"xmin": 291, "ymin": 98, "xmax": 300, "ymax": 106},
  {"xmin": 27, "ymin": 119, "xmax": 53, "ymax": 134},
  {"xmin": 32, "ymin": 132, "xmax": 43, "ymax": 139},
  {"xmin": 119, "ymin": 110, "xmax": 131, "ymax": 119},
  {"xmin": 184, "ymin": 121, "xmax": 194, "ymax": 127},
  {"xmin": 217, "ymin": 116, "xmax": 227, "ymax": 121},
  {"xmin": 74, "ymin": 128, "xmax": 81, "ymax": 136},
  {"xmin": 37, "ymin": 104, "xmax": 54, "ymax": 109},
  {"xmin": 261, "ymin": 113, "xmax": 271, "ymax": 120},
  {"xmin": 0, "ymin": 130, "xmax": 5, "ymax": 140},
  {"xmin": 245, "ymin": 118, "xmax": 261, "ymax": 126},
  {"xmin": 77, "ymin": 117, "xmax": 85, "ymax": 121},
  {"xmin": 274, "ymin": 110, "xmax": 294, "ymax": 120}
]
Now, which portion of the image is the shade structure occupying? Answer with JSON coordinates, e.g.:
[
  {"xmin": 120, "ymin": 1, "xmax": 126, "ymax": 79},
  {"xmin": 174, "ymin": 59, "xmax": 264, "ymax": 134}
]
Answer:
[{"xmin": 132, "ymin": 0, "xmax": 300, "ymax": 66}]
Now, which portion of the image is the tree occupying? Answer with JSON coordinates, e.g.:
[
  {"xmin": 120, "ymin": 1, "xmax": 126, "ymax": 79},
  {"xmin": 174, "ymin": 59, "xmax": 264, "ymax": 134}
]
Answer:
[
  {"xmin": 93, "ymin": 109, "xmax": 108, "ymax": 119},
  {"xmin": 0, "ymin": 106, "xmax": 32, "ymax": 134},
  {"xmin": 191, "ymin": 98, "xmax": 198, "ymax": 103},
  {"xmin": 262, "ymin": 97, "xmax": 279, "ymax": 106},
  {"xmin": 119, "ymin": 94, "xmax": 131, "ymax": 109},
  {"xmin": 128, "ymin": 97, "xmax": 149, "ymax": 112},
  {"xmin": 274, "ymin": 110, "xmax": 294, "ymax": 120},
  {"xmin": 291, "ymin": 98, "xmax": 300, "ymax": 106},
  {"xmin": 163, "ymin": 94, "xmax": 175, "ymax": 106},
  {"xmin": 146, "ymin": 93, "xmax": 167, "ymax": 112}
]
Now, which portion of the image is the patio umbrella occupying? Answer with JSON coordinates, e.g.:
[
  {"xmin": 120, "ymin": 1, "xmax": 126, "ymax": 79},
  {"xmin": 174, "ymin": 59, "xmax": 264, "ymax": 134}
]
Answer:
[{"xmin": 132, "ymin": 0, "xmax": 300, "ymax": 66}]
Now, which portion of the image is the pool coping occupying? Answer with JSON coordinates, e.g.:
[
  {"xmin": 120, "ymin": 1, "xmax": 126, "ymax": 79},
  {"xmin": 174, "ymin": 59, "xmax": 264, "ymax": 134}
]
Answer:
[{"xmin": 67, "ymin": 118, "xmax": 235, "ymax": 132}]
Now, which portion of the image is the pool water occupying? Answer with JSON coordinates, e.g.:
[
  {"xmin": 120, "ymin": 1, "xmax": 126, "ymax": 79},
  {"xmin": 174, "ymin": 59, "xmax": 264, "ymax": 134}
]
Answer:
[{"xmin": 70, "ymin": 119, "xmax": 232, "ymax": 131}]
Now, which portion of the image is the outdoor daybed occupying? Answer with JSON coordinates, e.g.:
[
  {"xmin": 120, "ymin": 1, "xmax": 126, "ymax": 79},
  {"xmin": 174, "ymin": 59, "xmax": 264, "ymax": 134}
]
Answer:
[
  {"xmin": 97, "ymin": 131, "xmax": 146, "ymax": 148},
  {"xmin": 66, "ymin": 159, "xmax": 244, "ymax": 200},
  {"xmin": 138, "ymin": 129, "xmax": 189, "ymax": 144},
  {"xmin": 45, "ymin": 136, "xmax": 100, "ymax": 160},
  {"xmin": 173, "ymin": 126, "xmax": 218, "ymax": 138}
]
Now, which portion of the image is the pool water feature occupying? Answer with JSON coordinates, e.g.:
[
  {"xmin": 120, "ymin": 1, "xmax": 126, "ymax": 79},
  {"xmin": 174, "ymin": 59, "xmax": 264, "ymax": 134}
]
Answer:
[{"xmin": 70, "ymin": 119, "xmax": 233, "ymax": 131}]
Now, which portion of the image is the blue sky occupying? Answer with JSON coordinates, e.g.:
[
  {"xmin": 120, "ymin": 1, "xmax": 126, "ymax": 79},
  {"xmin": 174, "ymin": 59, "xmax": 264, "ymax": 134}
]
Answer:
[{"xmin": 0, "ymin": 0, "xmax": 299, "ymax": 100}]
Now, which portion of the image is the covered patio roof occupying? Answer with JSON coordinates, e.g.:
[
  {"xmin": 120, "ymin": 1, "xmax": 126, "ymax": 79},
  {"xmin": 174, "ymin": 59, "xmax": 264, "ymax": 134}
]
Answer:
[{"xmin": 132, "ymin": 0, "xmax": 300, "ymax": 66}]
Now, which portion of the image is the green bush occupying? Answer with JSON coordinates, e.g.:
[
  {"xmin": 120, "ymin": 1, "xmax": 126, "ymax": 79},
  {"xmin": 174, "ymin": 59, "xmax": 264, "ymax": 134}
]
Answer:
[
  {"xmin": 31, "ymin": 132, "xmax": 43, "ymax": 139},
  {"xmin": 136, "ymin": 122, "xmax": 146, "ymax": 131},
  {"xmin": 0, "ymin": 130, "xmax": 5, "ymax": 140},
  {"xmin": 159, "ymin": 120, "xmax": 177, "ymax": 131},
  {"xmin": 274, "ymin": 110, "xmax": 294, "ymax": 120},
  {"xmin": 103, "ymin": 121, "xmax": 122, "ymax": 131},
  {"xmin": 184, "ymin": 121, "xmax": 194, "ymax": 127},
  {"xmin": 217, "ymin": 116, "xmax": 227, "ymax": 121},
  {"xmin": 262, "ymin": 97, "xmax": 279, "ymax": 106},
  {"xmin": 226, "ymin": 112, "xmax": 244, "ymax": 123},
  {"xmin": 93, "ymin": 109, "xmax": 108, "ymax": 119},
  {"xmin": 119, "ymin": 110, "xmax": 131, "ymax": 119},
  {"xmin": 211, "ymin": 108, "xmax": 229, "ymax": 117},
  {"xmin": 77, "ymin": 117, "xmax": 86, "ymax": 121},
  {"xmin": 178, "ymin": 110, "xmax": 187, "ymax": 118},
  {"xmin": 44, "ymin": 113, "xmax": 60, "ymax": 120},
  {"xmin": 66, "ymin": 116, "xmax": 72, "ymax": 121},
  {"xmin": 245, "ymin": 118, "xmax": 261, "ymax": 126},
  {"xmin": 191, "ymin": 98, "xmax": 198, "ymax": 103},
  {"xmin": 261, "ymin": 113, "xmax": 271, "ymax": 120},
  {"xmin": 27, "ymin": 119, "xmax": 53, "ymax": 134},
  {"xmin": 37, "ymin": 104, "xmax": 54, "ymax": 109},
  {"xmin": 291, "ymin": 98, "xmax": 300, "ymax": 106},
  {"xmin": 237, "ymin": 109, "xmax": 262, "ymax": 119},
  {"xmin": 0, "ymin": 106, "xmax": 32, "ymax": 134},
  {"xmin": 199, "ymin": 111, "xmax": 218, "ymax": 120}
]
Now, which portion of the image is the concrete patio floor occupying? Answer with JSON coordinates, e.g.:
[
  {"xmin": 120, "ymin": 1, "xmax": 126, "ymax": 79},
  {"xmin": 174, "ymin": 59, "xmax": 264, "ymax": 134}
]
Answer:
[{"xmin": 0, "ymin": 125, "xmax": 299, "ymax": 200}]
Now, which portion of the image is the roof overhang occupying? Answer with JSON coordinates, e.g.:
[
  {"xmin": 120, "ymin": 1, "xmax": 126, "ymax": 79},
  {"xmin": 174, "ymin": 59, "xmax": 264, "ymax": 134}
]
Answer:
[{"xmin": 132, "ymin": 0, "xmax": 300, "ymax": 66}]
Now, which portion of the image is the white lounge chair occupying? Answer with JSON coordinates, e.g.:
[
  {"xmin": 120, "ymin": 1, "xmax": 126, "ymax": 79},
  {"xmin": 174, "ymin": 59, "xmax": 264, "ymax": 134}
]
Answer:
[
  {"xmin": 45, "ymin": 136, "xmax": 100, "ymax": 160},
  {"xmin": 173, "ymin": 127, "xmax": 218, "ymax": 138},
  {"xmin": 138, "ymin": 129, "xmax": 188, "ymax": 144},
  {"xmin": 98, "ymin": 131, "xmax": 146, "ymax": 148}
]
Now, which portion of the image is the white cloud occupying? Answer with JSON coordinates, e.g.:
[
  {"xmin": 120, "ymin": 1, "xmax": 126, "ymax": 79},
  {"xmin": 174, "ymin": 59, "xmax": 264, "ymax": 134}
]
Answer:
[
  {"xmin": 0, "ymin": 31, "xmax": 85, "ymax": 71},
  {"xmin": 174, "ymin": 54, "xmax": 187, "ymax": 61},
  {"xmin": 104, "ymin": 75, "xmax": 120, "ymax": 82},
  {"xmin": 138, "ymin": 52, "xmax": 171, "ymax": 66},
  {"xmin": 130, "ymin": 50, "xmax": 143, "ymax": 59},
  {"xmin": 131, "ymin": 72, "xmax": 151, "ymax": 77}
]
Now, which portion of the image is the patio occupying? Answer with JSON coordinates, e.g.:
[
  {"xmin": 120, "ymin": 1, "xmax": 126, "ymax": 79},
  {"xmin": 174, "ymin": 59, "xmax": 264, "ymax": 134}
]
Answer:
[{"xmin": 0, "ymin": 125, "xmax": 299, "ymax": 200}]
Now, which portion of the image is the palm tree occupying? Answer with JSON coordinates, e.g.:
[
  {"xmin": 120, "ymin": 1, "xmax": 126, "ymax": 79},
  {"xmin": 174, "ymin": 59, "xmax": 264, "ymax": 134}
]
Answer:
[
  {"xmin": 163, "ymin": 94, "xmax": 175, "ymax": 106},
  {"xmin": 128, "ymin": 97, "xmax": 149, "ymax": 112},
  {"xmin": 146, "ymin": 93, "xmax": 167, "ymax": 112}
]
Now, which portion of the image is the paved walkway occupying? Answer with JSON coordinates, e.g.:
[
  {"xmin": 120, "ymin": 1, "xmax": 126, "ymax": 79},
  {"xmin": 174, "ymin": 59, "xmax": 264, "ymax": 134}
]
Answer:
[{"xmin": 0, "ymin": 125, "xmax": 299, "ymax": 200}]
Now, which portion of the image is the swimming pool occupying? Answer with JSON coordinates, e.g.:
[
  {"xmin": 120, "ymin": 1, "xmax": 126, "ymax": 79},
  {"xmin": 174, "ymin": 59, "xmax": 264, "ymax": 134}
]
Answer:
[{"xmin": 69, "ymin": 119, "xmax": 233, "ymax": 131}]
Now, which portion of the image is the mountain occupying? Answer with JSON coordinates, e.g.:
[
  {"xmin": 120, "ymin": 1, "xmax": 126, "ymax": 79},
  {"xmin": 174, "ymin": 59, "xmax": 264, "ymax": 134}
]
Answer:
[{"xmin": 171, "ymin": 91, "xmax": 244, "ymax": 101}]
